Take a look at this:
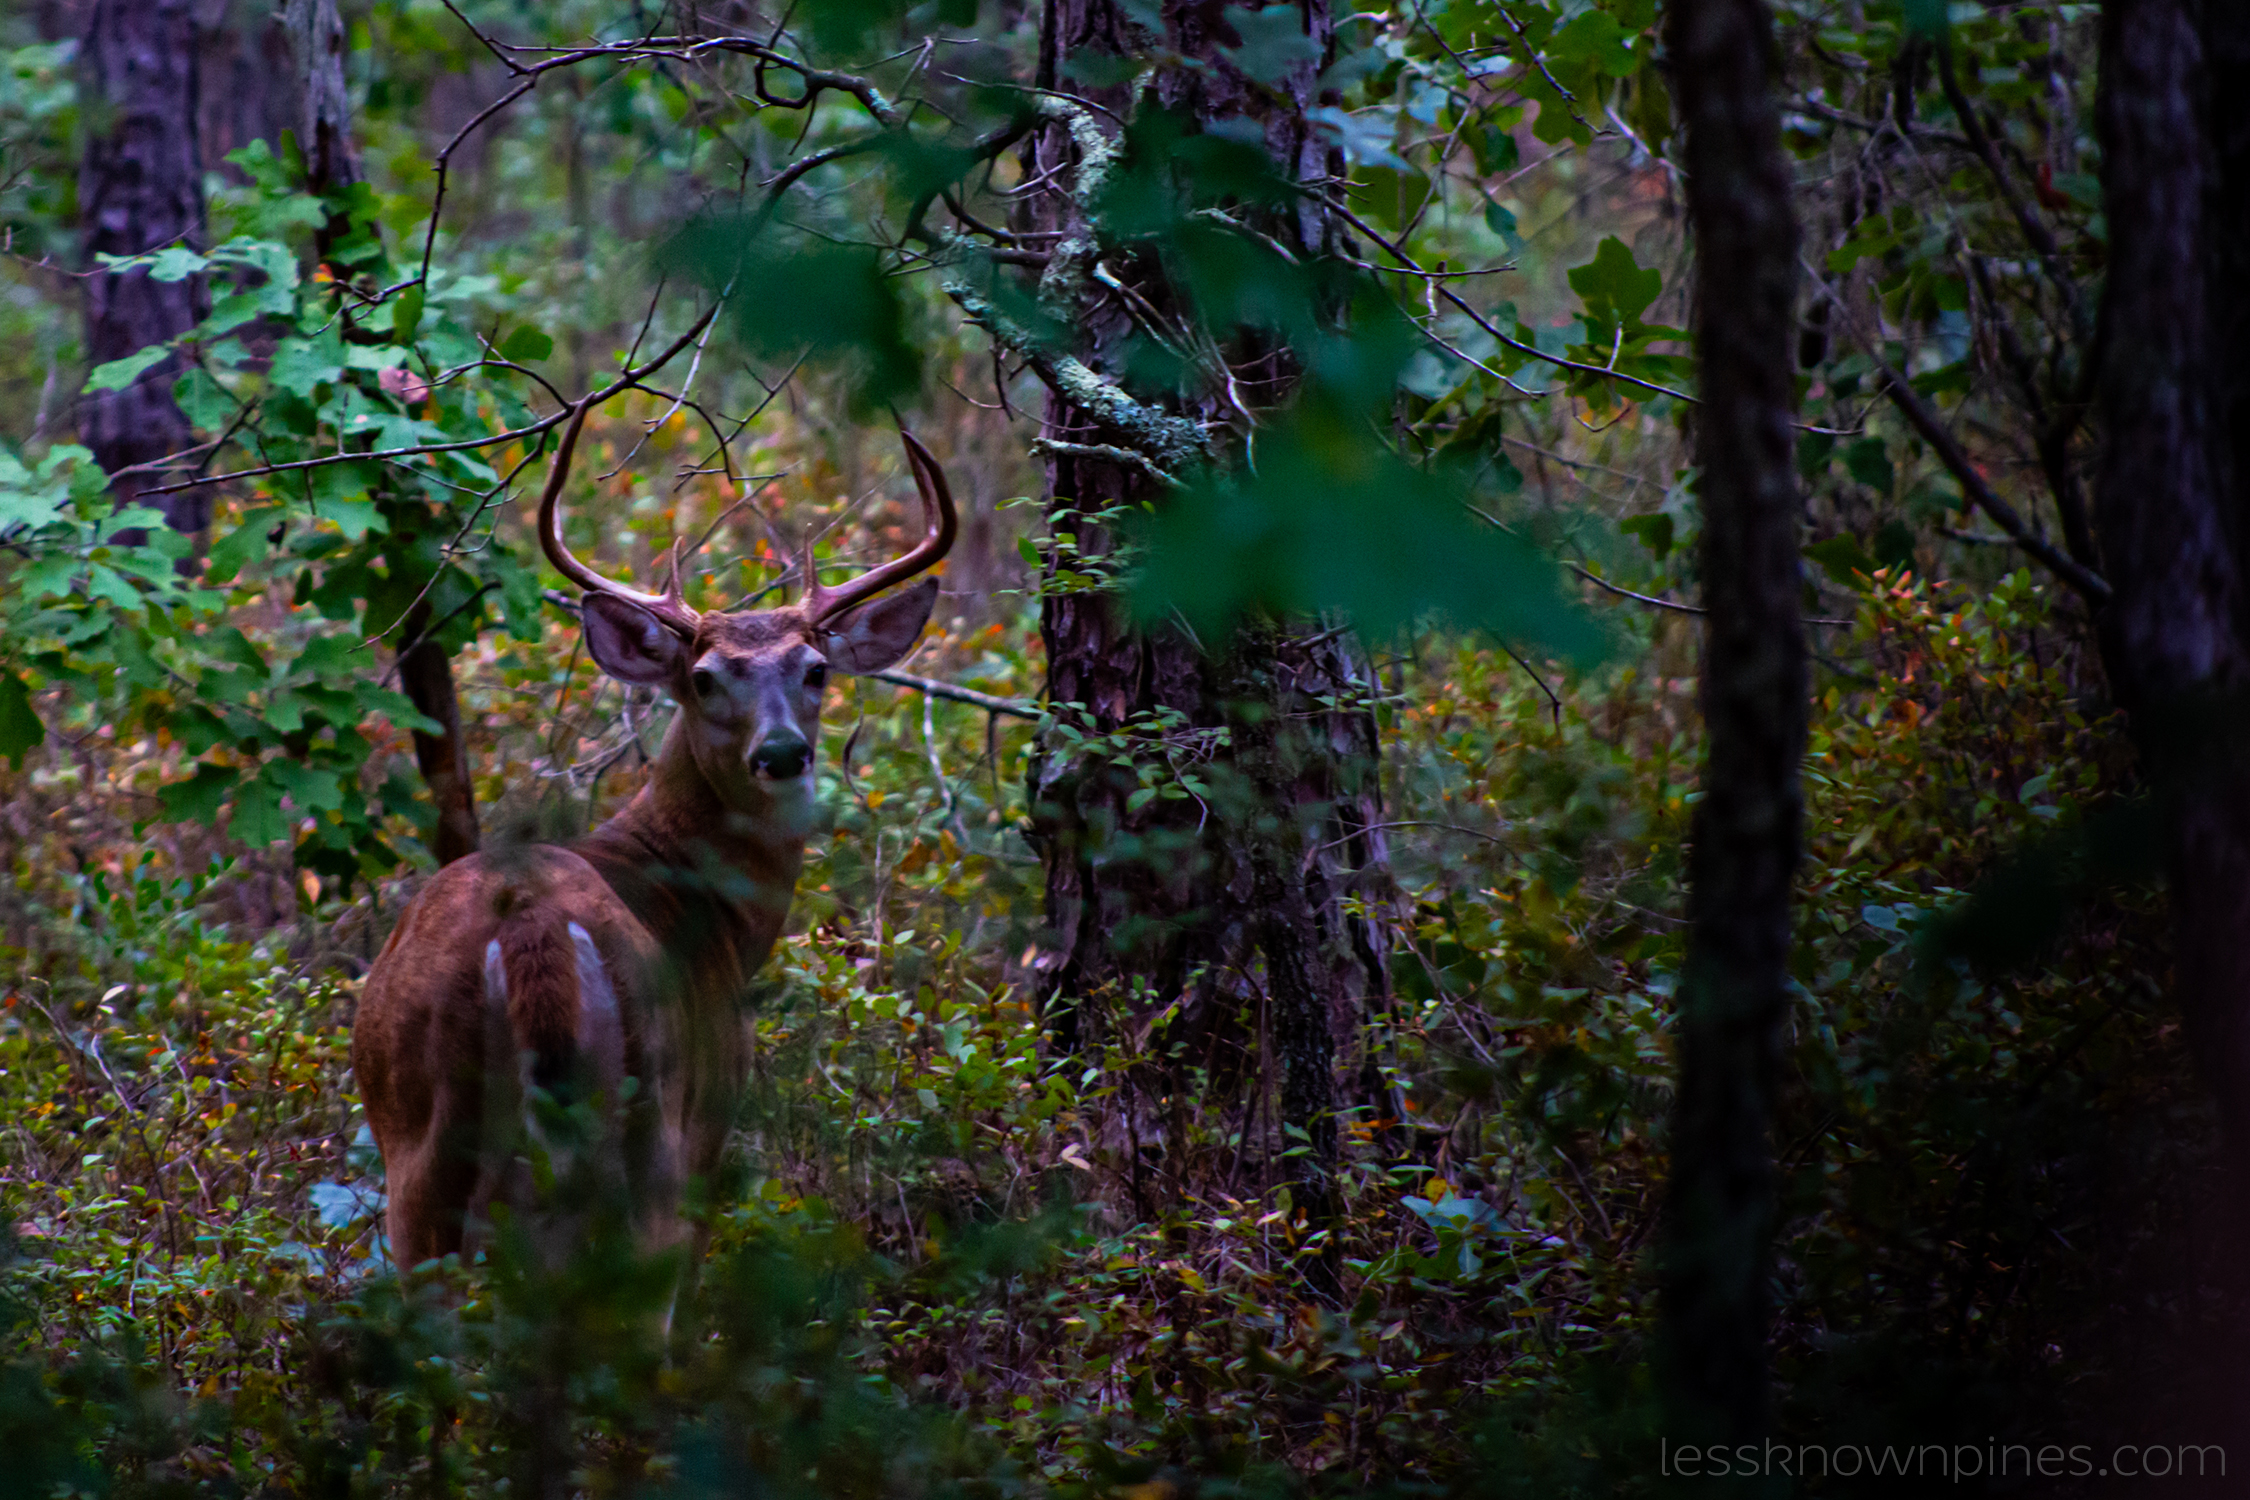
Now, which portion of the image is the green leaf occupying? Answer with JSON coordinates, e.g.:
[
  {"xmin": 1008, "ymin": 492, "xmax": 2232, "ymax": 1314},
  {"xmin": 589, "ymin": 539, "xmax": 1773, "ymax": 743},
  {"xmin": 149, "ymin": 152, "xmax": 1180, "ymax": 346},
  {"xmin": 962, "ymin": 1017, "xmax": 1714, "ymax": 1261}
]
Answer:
[
  {"xmin": 1805, "ymin": 534, "xmax": 1878, "ymax": 587},
  {"xmin": 0, "ymin": 477, "xmax": 68, "ymax": 535},
  {"xmin": 159, "ymin": 763, "xmax": 237, "ymax": 824},
  {"xmin": 225, "ymin": 137, "xmax": 294, "ymax": 194},
  {"xmin": 174, "ymin": 367, "xmax": 239, "ymax": 432},
  {"xmin": 1483, "ymin": 202, "xmax": 1524, "ymax": 254},
  {"xmin": 318, "ymin": 497, "xmax": 386, "ymax": 540},
  {"xmin": 1825, "ymin": 227, "xmax": 1893, "ymax": 274},
  {"xmin": 1843, "ymin": 437, "xmax": 1895, "ymax": 495},
  {"xmin": 82, "ymin": 346, "xmax": 170, "ymax": 394},
  {"xmin": 230, "ymin": 772, "xmax": 289, "ymax": 846},
  {"xmin": 1309, "ymin": 105, "xmax": 1407, "ymax": 169},
  {"xmin": 144, "ymin": 244, "xmax": 206, "ymax": 282},
  {"xmin": 1567, "ymin": 237, "xmax": 1663, "ymax": 330},
  {"xmin": 392, "ymin": 285, "xmax": 425, "ymax": 345},
  {"xmin": 1471, "ymin": 126, "xmax": 1520, "ymax": 177},
  {"xmin": 270, "ymin": 327, "xmax": 346, "ymax": 397},
  {"xmin": 1128, "ymin": 402, "xmax": 1602, "ymax": 659},
  {"xmin": 499, "ymin": 325, "xmax": 554, "ymax": 364},
  {"xmin": 1544, "ymin": 9, "xmax": 1635, "ymax": 79},
  {"xmin": 269, "ymin": 757, "xmax": 345, "ymax": 813},
  {"xmin": 1221, "ymin": 4, "xmax": 1321, "ymax": 86},
  {"xmin": 1902, "ymin": 0, "xmax": 1948, "ymax": 41},
  {"xmin": 1619, "ymin": 513, "xmax": 1674, "ymax": 560},
  {"xmin": 1873, "ymin": 518, "xmax": 1917, "ymax": 573},
  {"xmin": 291, "ymin": 633, "xmax": 378, "ymax": 679},
  {"xmin": 0, "ymin": 671, "xmax": 44, "ymax": 768},
  {"xmin": 83, "ymin": 563, "xmax": 142, "ymax": 612},
  {"xmin": 206, "ymin": 509, "xmax": 281, "ymax": 583},
  {"xmin": 1796, "ymin": 431, "xmax": 1835, "ymax": 479},
  {"xmin": 664, "ymin": 224, "xmax": 920, "ymax": 413}
]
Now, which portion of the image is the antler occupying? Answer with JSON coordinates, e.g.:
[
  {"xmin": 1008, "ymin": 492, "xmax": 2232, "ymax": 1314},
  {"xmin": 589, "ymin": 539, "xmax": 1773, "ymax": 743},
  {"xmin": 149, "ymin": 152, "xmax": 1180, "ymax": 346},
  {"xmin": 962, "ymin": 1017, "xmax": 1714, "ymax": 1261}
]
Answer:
[
  {"xmin": 537, "ymin": 395, "xmax": 702, "ymax": 639},
  {"xmin": 802, "ymin": 429, "xmax": 959, "ymax": 625}
]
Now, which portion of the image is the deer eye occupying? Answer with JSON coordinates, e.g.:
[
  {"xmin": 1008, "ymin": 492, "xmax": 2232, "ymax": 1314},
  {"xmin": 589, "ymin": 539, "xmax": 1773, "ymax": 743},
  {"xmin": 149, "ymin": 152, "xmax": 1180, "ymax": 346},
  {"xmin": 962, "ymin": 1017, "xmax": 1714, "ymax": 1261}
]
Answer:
[
  {"xmin": 691, "ymin": 667, "xmax": 718, "ymax": 698},
  {"xmin": 804, "ymin": 662, "xmax": 829, "ymax": 690}
]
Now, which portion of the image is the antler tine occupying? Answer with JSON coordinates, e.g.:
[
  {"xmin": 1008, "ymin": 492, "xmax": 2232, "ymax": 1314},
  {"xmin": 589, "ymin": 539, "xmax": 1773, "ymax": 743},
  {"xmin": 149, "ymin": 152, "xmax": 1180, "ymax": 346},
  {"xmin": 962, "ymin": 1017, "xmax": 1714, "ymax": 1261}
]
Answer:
[
  {"xmin": 537, "ymin": 394, "xmax": 702, "ymax": 639},
  {"xmin": 804, "ymin": 428, "xmax": 959, "ymax": 625}
]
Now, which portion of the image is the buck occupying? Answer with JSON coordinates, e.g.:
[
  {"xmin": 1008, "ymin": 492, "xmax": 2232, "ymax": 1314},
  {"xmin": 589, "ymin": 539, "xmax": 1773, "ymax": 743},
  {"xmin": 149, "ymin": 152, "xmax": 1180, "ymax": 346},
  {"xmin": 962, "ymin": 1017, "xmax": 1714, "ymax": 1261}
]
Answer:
[{"xmin": 353, "ymin": 395, "xmax": 956, "ymax": 1271}]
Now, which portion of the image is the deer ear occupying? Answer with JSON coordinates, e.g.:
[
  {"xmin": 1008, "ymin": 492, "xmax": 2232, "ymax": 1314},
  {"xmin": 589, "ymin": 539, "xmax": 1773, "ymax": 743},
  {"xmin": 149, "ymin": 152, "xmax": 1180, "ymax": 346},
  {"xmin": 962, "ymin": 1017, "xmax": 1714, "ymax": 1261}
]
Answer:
[
  {"xmin": 821, "ymin": 577, "xmax": 939, "ymax": 674},
  {"xmin": 582, "ymin": 593, "xmax": 688, "ymax": 685}
]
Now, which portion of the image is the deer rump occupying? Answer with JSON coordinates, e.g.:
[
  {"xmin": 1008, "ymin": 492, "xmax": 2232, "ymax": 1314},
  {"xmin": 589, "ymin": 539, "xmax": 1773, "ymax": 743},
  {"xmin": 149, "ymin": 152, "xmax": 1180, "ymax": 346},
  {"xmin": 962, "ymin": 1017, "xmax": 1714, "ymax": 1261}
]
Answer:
[{"xmin": 356, "ymin": 846, "xmax": 714, "ymax": 1271}]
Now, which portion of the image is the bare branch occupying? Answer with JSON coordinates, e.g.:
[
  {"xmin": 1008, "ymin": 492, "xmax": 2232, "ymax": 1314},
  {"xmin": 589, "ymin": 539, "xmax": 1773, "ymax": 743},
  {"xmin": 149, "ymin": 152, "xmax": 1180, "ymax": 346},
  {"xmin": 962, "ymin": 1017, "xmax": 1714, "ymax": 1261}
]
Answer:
[
  {"xmin": 141, "ymin": 302, "xmax": 722, "ymax": 499},
  {"xmin": 872, "ymin": 669, "xmax": 1040, "ymax": 719},
  {"xmin": 1874, "ymin": 359, "xmax": 2110, "ymax": 604}
]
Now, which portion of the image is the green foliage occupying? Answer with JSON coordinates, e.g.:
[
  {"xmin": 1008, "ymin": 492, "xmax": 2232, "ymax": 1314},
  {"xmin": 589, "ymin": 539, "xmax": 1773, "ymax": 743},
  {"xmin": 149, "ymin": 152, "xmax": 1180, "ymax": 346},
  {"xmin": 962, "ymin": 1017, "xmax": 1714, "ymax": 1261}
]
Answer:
[
  {"xmin": 667, "ymin": 223, "xmax": 922, "ymax": 412},
  {"xmin": 1127, "ymin": 406, "xmax": 1600, "ymax": 656}
]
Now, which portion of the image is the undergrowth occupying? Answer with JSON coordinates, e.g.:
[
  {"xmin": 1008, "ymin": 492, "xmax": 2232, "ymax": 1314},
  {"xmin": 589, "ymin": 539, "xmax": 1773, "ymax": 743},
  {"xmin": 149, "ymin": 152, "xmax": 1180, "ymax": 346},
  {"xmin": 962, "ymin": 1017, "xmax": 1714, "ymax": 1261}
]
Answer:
[{"xmin": 0, "ymin": 567, "xmax": 2175, "ymax": 1494}]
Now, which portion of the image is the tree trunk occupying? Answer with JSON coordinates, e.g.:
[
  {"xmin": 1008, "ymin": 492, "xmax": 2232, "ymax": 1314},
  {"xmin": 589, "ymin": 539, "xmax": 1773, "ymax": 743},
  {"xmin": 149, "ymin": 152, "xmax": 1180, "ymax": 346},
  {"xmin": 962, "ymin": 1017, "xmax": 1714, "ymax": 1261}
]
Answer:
[
  {"xmin": 282, "ymin": 0, "xmax": 480, "ymax": 866},
  {"xmin": 278, "ymin": 0, "xmax": 357, "ymax": 206},
  {"xmin": 1023, "ymin": 0, "xmax": 1391, "ymax": 1233},
  {"xmin": 77, "ymin": 0, "xmax": 209, "ymax": 534},
  {"xmin": 398, "ymin": 603, "xmax": 483, "ymax": 868},
  {"xmin": 2087, "ymin": 0, "xmax": 2250, "ymax": 1444},
  {"xmin": 1658, "ymin": 0, "xmax": 1806, "ymax": 1452},
  {"xmin": 2094, "ymin": 0, "xmax": 2250, "ymax": 1184}
]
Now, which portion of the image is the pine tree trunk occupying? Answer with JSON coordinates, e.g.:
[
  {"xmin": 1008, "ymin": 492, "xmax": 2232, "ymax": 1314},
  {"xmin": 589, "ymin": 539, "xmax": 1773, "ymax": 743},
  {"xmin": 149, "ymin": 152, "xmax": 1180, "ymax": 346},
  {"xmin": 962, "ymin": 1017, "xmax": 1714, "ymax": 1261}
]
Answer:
[
  {"xmin": 1023, "ymin": 0, "xmax": 1391, "ymax": 1234},
  {"xmin": 77, "ymin": 0, "xmax": 209, "ymax": 534},
  {"xmin": 1657, "ymin": 0, "xmax": 1806, "ymax": 1451},
  {"xmin": 2087, "ymin": 0, "xmax": 2250, "ymax": 1443},
  {"xmin": 2094, "ymin": 0, "xmax": 2250, "ymax": 1192}
]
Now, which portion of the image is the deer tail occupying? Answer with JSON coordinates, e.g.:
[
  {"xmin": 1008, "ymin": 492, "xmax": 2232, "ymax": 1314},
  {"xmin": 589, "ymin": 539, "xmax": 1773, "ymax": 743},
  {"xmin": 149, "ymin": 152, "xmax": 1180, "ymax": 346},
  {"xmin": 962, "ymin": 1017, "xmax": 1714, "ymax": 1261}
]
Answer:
[{"xmin": 483, "ymin": 914, "xmax": 580, "ymax": 1094}]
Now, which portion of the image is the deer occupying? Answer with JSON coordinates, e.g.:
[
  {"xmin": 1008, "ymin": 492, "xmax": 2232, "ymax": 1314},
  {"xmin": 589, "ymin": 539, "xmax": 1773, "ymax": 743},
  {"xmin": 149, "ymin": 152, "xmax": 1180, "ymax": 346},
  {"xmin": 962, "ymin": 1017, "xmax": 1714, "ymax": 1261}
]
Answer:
[{"xmin": 352, "ymin": 393, "xmax": 957, "ymax": 1276}]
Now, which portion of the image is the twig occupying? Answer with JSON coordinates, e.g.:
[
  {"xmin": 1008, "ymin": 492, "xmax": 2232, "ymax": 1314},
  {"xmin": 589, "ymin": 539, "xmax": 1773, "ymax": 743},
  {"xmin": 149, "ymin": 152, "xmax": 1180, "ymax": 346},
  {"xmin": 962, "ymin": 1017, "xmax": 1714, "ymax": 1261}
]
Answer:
[
  {"xmin": 1801, "ymin": 269, "xmax": 2109, "ymax": 604},
  {"xmin": 1934, "ymin": 47, "xmax": 2079, "ymax": 319},
  {"xmin": 1874, "ymin": 360, "xmax": 2109, "ymax": 604},
  {"xmin": 1566, "ymin": 561, "xmax": 1703, "ymax": 615},
  {"xmin": 1030, "ymin": 437, "xmax": 1181, "ymax": 487},
  {"xmin": 1498, "ymin": 640, "xmax": 1563, "ymax": 728},
  {"xmin": 870, "ymin": 669, "xmax": 1040, "ymax": 719},
  {"xmin": 1327, "ymin": 198, "xmax": 1699, "ymax": 406}
]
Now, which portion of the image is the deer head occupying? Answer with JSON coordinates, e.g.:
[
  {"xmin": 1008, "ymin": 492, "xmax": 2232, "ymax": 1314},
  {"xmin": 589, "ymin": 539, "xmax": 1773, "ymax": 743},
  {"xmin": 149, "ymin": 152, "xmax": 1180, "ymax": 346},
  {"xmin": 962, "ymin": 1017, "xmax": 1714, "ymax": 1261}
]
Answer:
[{"xmin": 535, "ymin": 397, "xmax": 958, "ymax": 815}]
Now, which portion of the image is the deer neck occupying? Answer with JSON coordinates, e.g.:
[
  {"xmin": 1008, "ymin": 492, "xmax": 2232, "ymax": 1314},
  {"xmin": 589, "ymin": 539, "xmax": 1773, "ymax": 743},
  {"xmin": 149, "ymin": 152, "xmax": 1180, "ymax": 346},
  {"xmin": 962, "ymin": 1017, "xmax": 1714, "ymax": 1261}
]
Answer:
[{"xmin": 573, "ymin": 714, "xmax": 811, "ymax": 1002}]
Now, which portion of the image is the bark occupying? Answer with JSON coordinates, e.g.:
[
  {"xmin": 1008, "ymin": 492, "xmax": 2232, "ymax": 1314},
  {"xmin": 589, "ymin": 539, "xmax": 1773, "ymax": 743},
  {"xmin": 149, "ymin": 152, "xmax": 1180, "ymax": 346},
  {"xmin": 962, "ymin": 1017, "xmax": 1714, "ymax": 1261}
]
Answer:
[
  {"xmin": 1657, "ymin": 0, "xmax": 1806, "ymax": 1452},
  {"xmin": 1023, "ymin": 0, "xmax": 1391, "ymax": 1225},
  {"xmin": 196, "ymin": 4, "xmax": 293, "ymax": 184},
  {"xmin": 77, "ymin": 0, "xmax": 210, "ymax": 534},
  {"xmin": 277, "ymin": 0, "xmax": 358, "ymax": 205},
  {"xmin": 2093, "ymin": 0, "xmax": 2250, "ymax": 1171},
  {"xmin": 399, "ymin": 603, "xmax": 483, "ymax": 868},
  {"xmin": 2086, "ymin": 0, "xmax": 2250, "ymax": 1444}
]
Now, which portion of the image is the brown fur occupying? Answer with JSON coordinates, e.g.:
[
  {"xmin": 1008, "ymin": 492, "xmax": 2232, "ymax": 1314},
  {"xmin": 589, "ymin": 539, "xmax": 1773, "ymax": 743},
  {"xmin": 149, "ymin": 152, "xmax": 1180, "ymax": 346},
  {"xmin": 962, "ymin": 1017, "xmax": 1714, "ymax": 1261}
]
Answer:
[
  {"xmin": 353, "ymin": 586, "xmax": 937, "ymax": 1273},
  {"xmin": 493, "ymin": 903, "xmax": 581, "ymax": 1090}
]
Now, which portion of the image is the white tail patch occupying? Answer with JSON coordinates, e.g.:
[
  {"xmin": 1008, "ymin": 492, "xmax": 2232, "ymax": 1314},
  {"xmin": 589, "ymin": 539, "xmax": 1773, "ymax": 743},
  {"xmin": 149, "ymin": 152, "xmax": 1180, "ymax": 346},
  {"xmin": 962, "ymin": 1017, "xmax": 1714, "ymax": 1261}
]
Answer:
[
  {"xmin": 569, "ymin": 922, "xmax": 627, "ymax": 1094},
  {"xmin": 569, "ymin": 922, "xmax": 615, "ymax": 1047}
]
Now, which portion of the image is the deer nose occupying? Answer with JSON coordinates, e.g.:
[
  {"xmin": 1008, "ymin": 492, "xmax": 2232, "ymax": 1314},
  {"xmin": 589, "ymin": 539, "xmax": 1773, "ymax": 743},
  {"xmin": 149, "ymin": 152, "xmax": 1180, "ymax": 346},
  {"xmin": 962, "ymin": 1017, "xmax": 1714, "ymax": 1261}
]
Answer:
[{"xmin": 750, "ymin": 734, "xmax": 811, "ymax": 780}]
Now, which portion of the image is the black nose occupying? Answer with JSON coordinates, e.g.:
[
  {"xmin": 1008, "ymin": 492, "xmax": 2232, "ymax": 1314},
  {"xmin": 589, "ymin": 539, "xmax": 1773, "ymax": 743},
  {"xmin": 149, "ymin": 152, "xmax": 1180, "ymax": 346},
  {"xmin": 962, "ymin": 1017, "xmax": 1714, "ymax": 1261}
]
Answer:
[{"xmin": 750, "ymin": 735, "xmax": 811, "ymax": 780}]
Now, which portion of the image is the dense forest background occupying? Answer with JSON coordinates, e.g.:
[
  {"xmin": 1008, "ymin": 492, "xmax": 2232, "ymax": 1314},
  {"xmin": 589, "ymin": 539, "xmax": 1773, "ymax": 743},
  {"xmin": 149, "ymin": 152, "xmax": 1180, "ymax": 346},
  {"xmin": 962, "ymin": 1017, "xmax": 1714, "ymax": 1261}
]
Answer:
[{"xmin": 0, "ymin": 0, "xmax": 2239, "ymax": 1493}]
